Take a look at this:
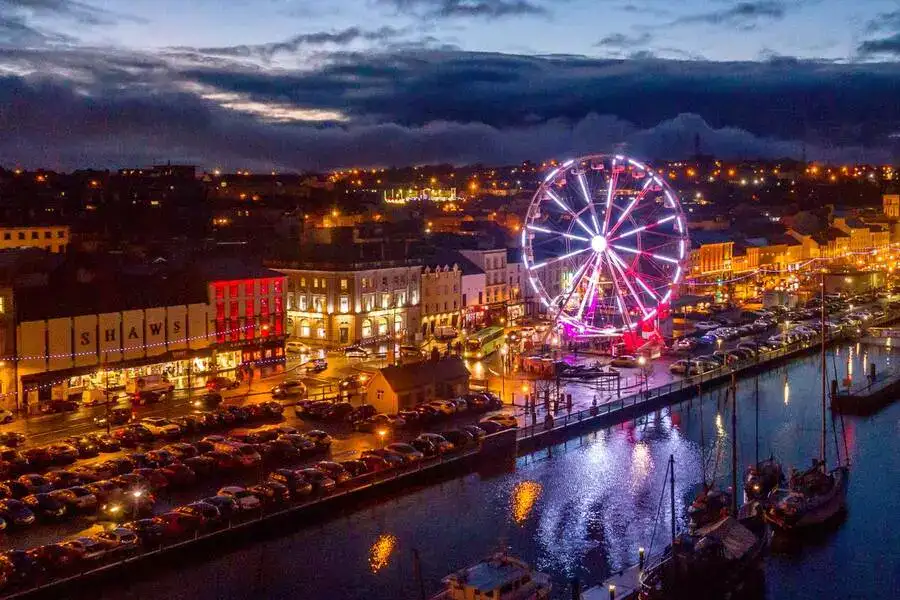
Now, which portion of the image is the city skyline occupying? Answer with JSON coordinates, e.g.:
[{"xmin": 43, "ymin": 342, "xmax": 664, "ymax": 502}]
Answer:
[{"xmin": 1, "ymin": 0, "xmax": 900, "ymax": 169}]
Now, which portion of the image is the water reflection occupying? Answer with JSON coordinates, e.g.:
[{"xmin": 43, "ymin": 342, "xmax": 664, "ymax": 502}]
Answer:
[
  {"xmin": 783, "ymin": 379, "xmax": 790, "ymax": 405},
  {"xmin": 368, "ymin": 533, "xmax": 398, "ymax": 574},
  {"xmin": 511, "ymin": 481, "xmax": 543, "ymax": 525}
]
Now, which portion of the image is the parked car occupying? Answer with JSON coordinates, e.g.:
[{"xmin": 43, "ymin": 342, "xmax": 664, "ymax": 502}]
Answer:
[
  {"xmin": 305, "ymin": 430, "xmax": 333, "ymax": 449},
  {"xmin": 46, "ymin": 443, "xmax": 79, "ymax": 465},
  {"xmin": 669, "ymin": 360, "xmax": 693, "ymax": 375},
  {"xmin": 200, "ymin": 496, "xmax": 240, "ymax": 520},
  {"xmin": 0, "ymin": 410, "xmax": 13, "ymax": 424},
  {"xmin": 461, "ymin": 425, "xmax": 487, "ymax": 440},
  {"xmin": 315, "ymin": 461, "xmax": 351, "ymax": 484},
  {"xmin": 324, "ymin": 402, "xmax": 354, "ymax": 422},
  {"xmin": 121, "ymin": 517, "xmax": 167, "ymax": 545},
  {"xmin": 23, "ymin": 493, "xmax": 67, "ymax": 520},
  {"xmin": 0, "ymin": 448, "xmax": 28, "ymax": 473},
  {"xmin": 192, "ymin": 392, "xmax": 224, "ymax": 409},
  {"xmin": 217, "ymin": 486, "xmax": 262, "ymax": 511},
  {"xmin": 61, "ymin": 537, "xmax": 108, "ymax": 561},
  {"xmin": 18, "ymin": 474, "xmax": 53, "ymax": 495},
  {"xmin": 249, "ymin": 481, "xmax": 291, "ymax": 504},
  {"xmin": 175, "ymin": 501, "xmax": 223, "ymax": 527},
  {"xmin": 385, "ymin": 443, "xmax": 424, "ymax": 463},
  {"xmin": 416, "ymin": 433, "xmax": 454, "ymax": 454},
  {"xmin": 347, "ymin": 404, "xmax": 378, "ymax": 423},
  {"xmin": 27, "ymin": 544, "xmax": 81, "ymax": 574},
  {"xmin": 85, "ymin": 432, "xmax": 121, "ymax": 452},
  {"xmin": 296, "ymin": 469, "xmax": 336, "ymax": 493},
  {"xmin": 361, "ymin": 448, "xmax": 405, "ymax": 468},
  {"xmin": 160, "ymin": 463, "xmax": 197, "ymax": 488},
  {"xmin": 480, "ymin": 414, "xmax": 518, "ymax": 429},
  {"xmin": 206, "ymin": 376, "xmax": 240, "ymax": 392},
  {"xmin": 271, "ymin": 380, "xmax": 306, "ymax": 399},
  {"xmin": 49, "ymin": 487, "xmax": 97, "ymax": 512},
  {"xmin": 355, "ymin": 413, "xmax": 404, "ymax": 432},
  {"xmin": 183, "ymin": 455, "xmax": 217, "ymax": 477},
  {"xmin": 140, "ymin": 417, "xmax": 182, "ymax": 437},
  {"xmin": 113, "ymin": 424, "xmax": 155, "ymax": 447},
  {"xmin": 158, "ymin": 511, "xmax": 204, "ymax": 538},
  {"xmin": 0, "ymin": 499, "xmax": 35, "ymax": 527},
  {"xmin": 358, "ymin": 454, "xmax": 393, "ymax": 473},
  {"xmin": 0, "ymin": 432, "xmax": 25, "ymax": 448},
  {"xmin": 338, "ymin": 460, "xmax": 370, "ymax": 478},
  {"xmin": 44, "ymin": 470, "xmax": 86, "ymax": 489},
  {"xmin": 343, "ymin": 345, "xmax": 370, "ymax": 359},
  {"xmin": 475, "ymin": 420, "xmax": 506, "ymax": 434},
  {"xmin": 39, "ymin": 400, "xmax": 78, "ymax": 414},
  {"xmin": 304, "ymin": 358, "xmax": 328, "ymax": 373},
  {"xmin": 94, "ymin": 407, "xmax": 132, "ymax": 429},
  {"xmin": 62, "ymin": 436, "xmax": 100, "ymax": 458},
  {"xmin": 440, "ymin": 429, "xmax": 475, "ymax": 449},
  {"xmin": 268, "ymin": 469, "xmax": 314, "ymax": 497},
  {"xmin": 3, "ymin": 550, "xmax": 42, "ymax": 586},
  {"xmin": 93, "ymin": 527, "xmax": 140, "ymax": 554}
]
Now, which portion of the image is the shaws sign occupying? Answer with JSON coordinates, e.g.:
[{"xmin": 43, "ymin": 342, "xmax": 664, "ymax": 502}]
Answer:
[{"xmin": 17, "ymin": 304, "xmax": 211, "ymax": 371}]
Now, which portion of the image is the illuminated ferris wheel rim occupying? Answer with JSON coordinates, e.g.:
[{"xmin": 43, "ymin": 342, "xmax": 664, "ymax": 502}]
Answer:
[{"xmin": 522, "ymin": 153, "xmax": 690, "ymax": 337}]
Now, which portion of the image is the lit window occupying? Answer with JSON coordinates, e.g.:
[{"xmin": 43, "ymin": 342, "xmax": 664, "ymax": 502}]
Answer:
[
  {"xmin": 339, "ymin": 296, "xmax": 350, "ymax": 313},
  {"xmin": 299, "ymin": 296, "xmax": 308, "ymax": 311},
  {"xmin": 340, "ymin": 279, "xmax": 348, "ymax": 290}
]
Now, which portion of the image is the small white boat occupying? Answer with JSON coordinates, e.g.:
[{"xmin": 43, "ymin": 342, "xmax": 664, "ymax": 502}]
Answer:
[{"xmin": 430, "ymin": 553, "xmax": 551, "ymax": 600}]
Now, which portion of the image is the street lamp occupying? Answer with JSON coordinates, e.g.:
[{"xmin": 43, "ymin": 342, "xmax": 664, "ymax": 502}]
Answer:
[
  {"xmin": 637, "ymin": 356, "xmax": 648, "ymax": 394},
  {"xmin": 500, "ymin": 344, "xmax": 508, "ymax": 404},
  {"xmin": 377, "ymin": 429, "xmax": 387, "ymax": 448},
  {"xmin": 132, "ymin": 489, "xmax": 143, "ymax": 520}
]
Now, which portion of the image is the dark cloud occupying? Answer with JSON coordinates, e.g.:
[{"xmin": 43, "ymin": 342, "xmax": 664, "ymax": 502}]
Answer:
[
  {"xmin": 670, "ymin": 1, "xmax": 786, "ymax": 30},
  {"xmin": 184, "ymin": 27, "xmax": 407, "ymax": 61},
  {"xmin": 0, "ymin": 47, "xmax": 897, "ymax": 170},
  {"xmin": 864, "ymin": 9, "xmax": 900, "ymax": 34},
  {"xmin": 857, "ymin": 33, "xmax": 900, "ymax": 57},
  {"xmin": 595, "ymin": 32, "xmax": 652, "ymax": 49},
  {"xmin": 380, "ymin": 0, "xmax": 550, "ymax": 19}
]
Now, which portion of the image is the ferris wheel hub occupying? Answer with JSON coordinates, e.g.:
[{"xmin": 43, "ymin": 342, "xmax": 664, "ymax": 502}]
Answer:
[{"xmin": 590, "ymin": 235, "xmax": 608, "ymax": 254}]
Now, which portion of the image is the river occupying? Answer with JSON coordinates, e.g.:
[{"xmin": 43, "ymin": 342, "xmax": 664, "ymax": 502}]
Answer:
[{"xmin": 94, "ymin": 341, "xmax": 900, "ymax": 599}]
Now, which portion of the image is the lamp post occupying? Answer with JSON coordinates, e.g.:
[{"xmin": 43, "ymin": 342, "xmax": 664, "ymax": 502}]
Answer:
[
  {"xmin": 132, "ymin": 489, "xmax": 143, "ymax": 521},
  {"xmin": 377, "ymin": 429, "xmax": 387, "ymax": 448},
  {"xmin": 500, "ymin": 344, "xmax": 508, "ymax": 404},
  {"xmin": 637, "ymin": 356, "xmax": 647, "ymax": 395}
]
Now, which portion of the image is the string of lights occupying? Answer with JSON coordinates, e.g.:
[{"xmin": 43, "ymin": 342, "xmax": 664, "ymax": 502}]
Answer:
[{"xmin": 0, "ymin": 323, "xmax": 269, "ymax": 363}]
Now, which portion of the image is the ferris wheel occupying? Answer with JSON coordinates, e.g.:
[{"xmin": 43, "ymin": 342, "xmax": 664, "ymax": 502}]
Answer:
[{"xmin": 522, "ymin": 154, "xmax": 689, "ymax": 338}]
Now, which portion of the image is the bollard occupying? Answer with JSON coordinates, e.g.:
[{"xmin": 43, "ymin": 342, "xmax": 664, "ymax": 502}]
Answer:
[
  {"xmin": 639, "ymin": 546, "xmax": 645, "ymax": 571},
  {"xmin": 609, "ymin": 584, "xmax": 616, "ymax": 600}
]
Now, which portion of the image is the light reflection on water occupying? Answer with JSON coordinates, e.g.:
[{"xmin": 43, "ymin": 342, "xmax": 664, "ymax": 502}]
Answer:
[{"xmin": 94, "ymin": 343, "xmax": 900, "ymax": 600}]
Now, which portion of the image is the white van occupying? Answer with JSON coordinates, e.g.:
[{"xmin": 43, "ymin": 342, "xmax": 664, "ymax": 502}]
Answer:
[
  {"xmin": 434, "ymin": 326, "xmax": 459, "ymax": 341},
  {"xmin": 286, "ymin": 340, "xmax": 309, "ymax": 354},
  {"xmin": 125, "ymin": 374, "xmax": 175, "ymax": 396}
]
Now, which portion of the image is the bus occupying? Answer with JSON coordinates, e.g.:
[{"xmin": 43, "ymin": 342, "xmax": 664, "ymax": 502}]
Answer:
[{"xmin": 464, "ymin": 326, "xmax": 505, "ymax": 359}]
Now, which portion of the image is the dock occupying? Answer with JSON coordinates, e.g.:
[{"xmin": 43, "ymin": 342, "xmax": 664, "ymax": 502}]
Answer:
[
  {"xmin": 584, "ymin": 564, "xmax": 642, "ymax": 600},
  {"xmin": 831, "ymin": 365, "xmax": 900, "ymax": 415}
]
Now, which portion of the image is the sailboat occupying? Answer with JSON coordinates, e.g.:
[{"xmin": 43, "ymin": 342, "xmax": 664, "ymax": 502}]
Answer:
[
  {"xmin": 640, "ymin": 383, "xmax": 770, "ymax": 600},
  {"xmin": 744, "ymin": 377, "xmax": 785, "ymax": 504},
  {"xmin": 764, "ymin": 273, "xmax": 850, "ymax": 531},
  {"xmin": 688, "ymin": 384, "xmax": 733, "ymax": 531}
]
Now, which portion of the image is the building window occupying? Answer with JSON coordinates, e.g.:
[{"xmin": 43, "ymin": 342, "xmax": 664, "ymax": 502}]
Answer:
[
  {"xmin": 300, "ymin": 319, "xmax": 311, "ymax": 337},
  {"xmin": 300, "ymin": 277, "xmax": 307, "ymax": 288},
  {"xmin": 244, "ymin": 282, "xmax": 253, "ymax": 297},
  {"xmin": 364, "ymin": 294, "xmax": 375, "ymax": 311},
  {"xmin": 339, "ymin": 327, "xmax": 349, "ymax": 344},
  {"xmin": 2, "ymin": 233, "xmax": 9, "ymax": 240},
  {"xmin": 17, "ymin": 232, "xmax": 24, "ymax": 240},
  {"xmin": 362, "ymin": 319, "xmax": 373, "ymax": 338},
  {"xmin": 381, "ymin": 293, "xmax": 391, "ymax": 309},
  {"xmin": 377, "ymin": 318, "xmax": 388, "ymax": 335},
  {"xmin": 313, "ymin": 296, "xmax": 324, "ymax": 312},
  {"xmin": 229, "ymin": 283, "xmax": 238, "ymax": 299},
  {"xmin": 394, "ymin": 315, "xmax": 403, "ymax": 334},
  {"xmin": 57, "ymin": 230, "xmax": 65, "ymax": 238},
  {"xmin": 299, "ymin": 295, "xmax": 308, "ymax": 311},
  {"xmin": 313, "ymin": 278, "xmax": 319, "ymax": 289},
  {"xmin": 339, "ymin": 295, "xmax": 350, "ymax": 313},
  {"xmin": 31, "ymin": 232, "xmax": 38, "ymax": 240},
  {"xmin": 320, "ymin": 278, "xmax": 326, "ymax": 289},
  {"xmin": 316, "ymin": 320, "xmax": 326, "ymax": 339},
  {"xmin": 44, "ymin": 231, "xmax": 51, "ymax": 239},
  {"xmin": 340, "ymin": 279, "xmax": 348, "ymax": 290}
]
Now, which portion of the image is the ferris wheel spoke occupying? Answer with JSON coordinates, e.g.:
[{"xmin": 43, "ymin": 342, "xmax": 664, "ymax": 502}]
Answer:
[
  {"xmin": 528, "ymin": 245, "xmax": 591, "ymax": 271},
  {"xmin": 576, "ymin": 254, "xmax": 603, "ymax": 320},
  {"xmin": 607, "ymin": 177, "xmax": 654, "ymax": 238},
  {"xmin": 575, "ymin": 170, "xmax": 601, "ymax": 234},
  {"xmin": 607, "ymin": 249, "xmax": 651, "ymax": 316},
  {"xmin": 611, "ymin": 214, "xmax": 677, "ymax": 241},
  {"xmin": 551, "ymin": 255, "xmax": 592, "ymax": 310},
  {"xmin": 545, "ymin": 189, "xmax": 596, "ymax": 237},
  {"xmin": 600, "ymin": 159, "xmax": 620, "ymax": 235},
  {"xmin": 526, "ymin": 224, "xmax": 591, "ymax": 243}
]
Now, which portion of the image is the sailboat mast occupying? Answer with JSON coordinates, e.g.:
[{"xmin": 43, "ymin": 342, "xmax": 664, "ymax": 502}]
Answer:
[
  {"xmin": 669, "ymin": 454, "xmax": 676, "ymax": 545},
  {"xmin": 754, "ymin": 376, "xmax": 759, "ymax": 466},
  {"xmin": 820, "ymin": 270, "xmax": 827, "ymax": 469},
  {"xmin": 731, "ymin": 375, "xmax": 738, "ymax": 516}
]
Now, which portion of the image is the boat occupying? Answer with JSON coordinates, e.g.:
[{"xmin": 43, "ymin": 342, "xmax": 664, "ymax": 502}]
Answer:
[
  {"xmin": 765, "ymin": 460, "xmax": 849, "ymax": 529},
  {"xmin": 641, "ymin": 382, "xmax": 770, "ymax": 599},
  {"xmin": 430, "ymin": 553, "xmax": 551, "ymax": 600},
  {"xmin": 764, "ymin": 274, "xmax": 850, "ymax": 532},
  {"xmin": 689, "ymin": 485, "xmax": 733, "ymax": 531},
  {"xmin": 744, "ymin": 456, "xmax": 785, "ymax": 503},
  {"xmin": 743, "ymin": 377, "xmax": 785, "ymax": 504},
  {"xmin": 640, "ymin": 514, "xmax": 769, "ymax": 600}
]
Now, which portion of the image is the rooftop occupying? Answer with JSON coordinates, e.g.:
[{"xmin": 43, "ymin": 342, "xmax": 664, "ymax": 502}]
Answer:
[{"xmin": 379, "ymin": 357, "xmax": 470, "ymax": 392}]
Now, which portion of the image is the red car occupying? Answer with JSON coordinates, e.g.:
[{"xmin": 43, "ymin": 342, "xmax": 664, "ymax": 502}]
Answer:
[
  {"xmin": 159, "ymin": 511, "xmax": 204, "ymax": 538},
  {"xmin": 160, "ymin": 464, "xmax": 196, "ymax": 488}
]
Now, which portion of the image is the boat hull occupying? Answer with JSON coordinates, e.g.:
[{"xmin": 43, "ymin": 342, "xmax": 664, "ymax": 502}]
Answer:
[{"xmin": 765, "ymin": 466, "xmax": 849, "ymax": 531}]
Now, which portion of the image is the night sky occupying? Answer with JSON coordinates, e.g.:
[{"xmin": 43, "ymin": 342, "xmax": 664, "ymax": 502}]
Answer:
[{"xmin": 1, "ymin": 0, "xmax": 899, "ymax": 169}]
